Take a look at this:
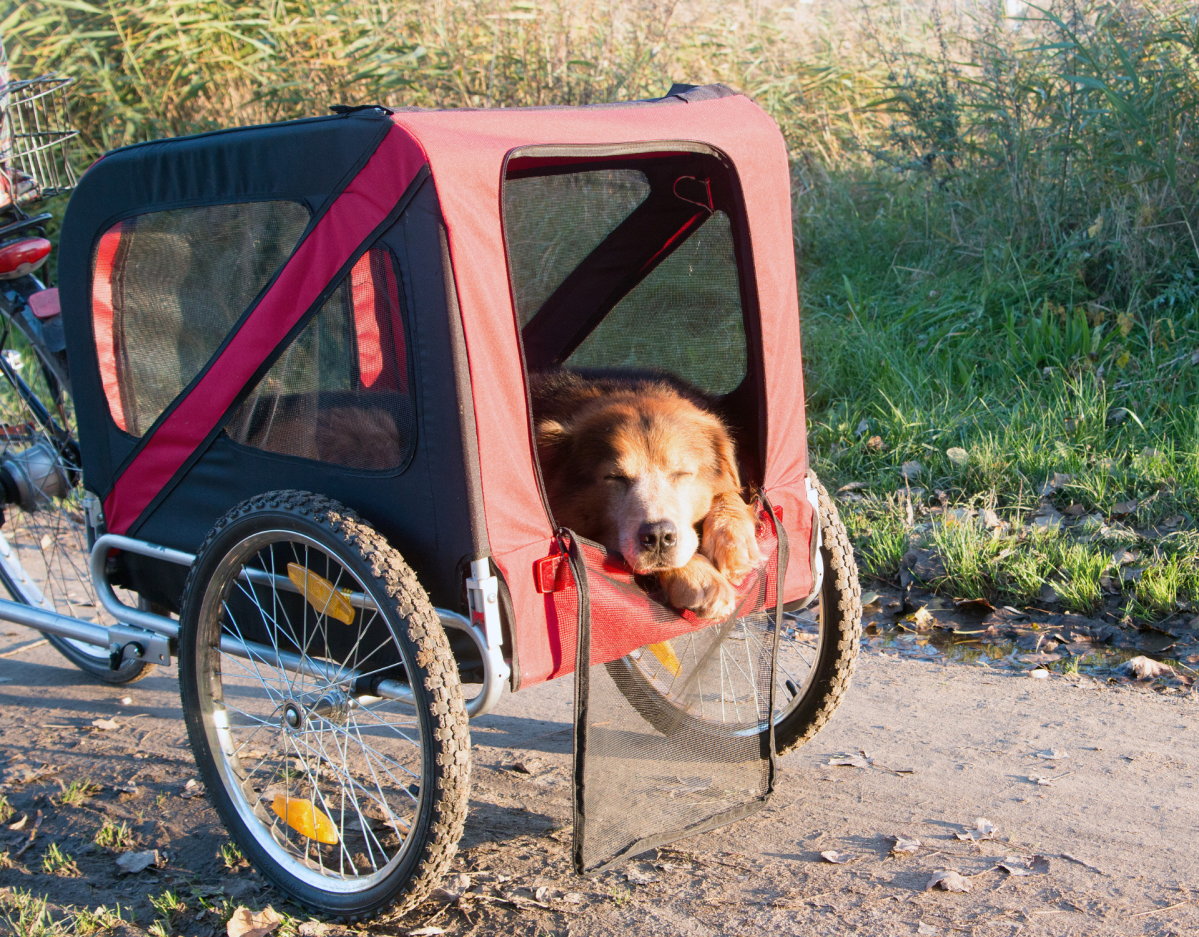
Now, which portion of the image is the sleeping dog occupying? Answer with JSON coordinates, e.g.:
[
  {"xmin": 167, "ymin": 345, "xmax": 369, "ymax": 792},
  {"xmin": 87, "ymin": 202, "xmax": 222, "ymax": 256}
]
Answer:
[{"xmin": 531, "ymin": 369, "xmax": 761, "ymax": 620}]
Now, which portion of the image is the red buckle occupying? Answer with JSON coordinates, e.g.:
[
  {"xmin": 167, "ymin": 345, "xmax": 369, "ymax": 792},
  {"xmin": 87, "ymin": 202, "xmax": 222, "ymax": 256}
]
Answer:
[{"xmin": 534, "ymin": 554, "xmax": 566, "ymax": 593}]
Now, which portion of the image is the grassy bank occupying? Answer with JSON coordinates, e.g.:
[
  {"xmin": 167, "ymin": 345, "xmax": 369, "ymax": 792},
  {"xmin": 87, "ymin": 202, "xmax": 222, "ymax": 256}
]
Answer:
[{"xmin": 4, "ymin": 0, "xmax": 1199, "ymax": 624}]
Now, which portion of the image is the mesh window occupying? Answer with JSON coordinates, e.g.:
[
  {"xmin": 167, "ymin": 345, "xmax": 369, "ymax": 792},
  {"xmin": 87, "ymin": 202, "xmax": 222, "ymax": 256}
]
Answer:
[
  {"xmin": 504, "ymin": 170, "xmax": 650, "ymax": 326},
  {"xmin": 226, "ymin": 249, "xmax": 413, "ymax": 472},
  {"xmin": 90, "ymin": 201, "xmax": 310, "ymax": 436},
  {"xmin": 559, "ymin": 506, "xmax": 783, "ymax": 872},
  {"xmin": 567, "ymin": 211, "xmax": 747, "ymax": 395}
]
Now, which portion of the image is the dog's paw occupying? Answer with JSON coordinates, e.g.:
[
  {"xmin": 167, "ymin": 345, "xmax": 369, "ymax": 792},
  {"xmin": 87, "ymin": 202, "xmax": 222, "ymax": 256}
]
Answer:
[
  {"xmin": 703, "ymin": 496, "xmax": 763, "ymax": 584},
  {"xmin": 661, "ymin": 559, "xmax": 737, "ymax": 621}
]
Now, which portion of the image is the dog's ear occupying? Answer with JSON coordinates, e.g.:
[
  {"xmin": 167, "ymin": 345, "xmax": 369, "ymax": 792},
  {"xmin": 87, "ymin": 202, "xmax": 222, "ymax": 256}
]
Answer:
[
  {"xmin": 707, "ymin": 420, "xmax": 742, "ymax": 491},
  {"xmin": 535, "ymin": 419, "xmax": 573, "ymax": 473}
]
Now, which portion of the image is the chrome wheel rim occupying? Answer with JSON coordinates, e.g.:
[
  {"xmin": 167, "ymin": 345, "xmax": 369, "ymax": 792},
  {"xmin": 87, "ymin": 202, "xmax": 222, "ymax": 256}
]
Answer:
[
  {"xmin": 0, "ymin": 329, "xmax": 114, "ymax": 657},
  {"xmin": 621, "ymin": 591, "xmax": 825, "ymax": 735},
  {"xmin": 197, "ymin": 530, "xmax": 425, "ymax": 892}
]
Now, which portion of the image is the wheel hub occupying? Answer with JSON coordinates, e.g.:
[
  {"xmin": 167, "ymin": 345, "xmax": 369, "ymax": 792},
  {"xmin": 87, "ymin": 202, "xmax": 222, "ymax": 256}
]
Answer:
[
  {"xmin": 280, "ymin": 688, "xmax": 352, "ymax": 731},
  {"xmin": 282, "ymin": 701, "xmax": 304, "ymax": 730}
]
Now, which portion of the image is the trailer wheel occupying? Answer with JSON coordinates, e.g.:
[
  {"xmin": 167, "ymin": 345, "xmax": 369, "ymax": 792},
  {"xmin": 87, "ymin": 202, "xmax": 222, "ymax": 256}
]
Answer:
[
  {"xmin": 0, "ymin": 293, "xmax": 151, "ymax": 683},
  {"xmin": 605, "ymin": 474, "xmax": 861, "ymax": 753},
  {"xmin": 178, "ymin": 491, "xmax": 469, "ymax": 922},
  {"xmin": 772, "ymin": 475, "xmax": 861, "ymax": 754}
]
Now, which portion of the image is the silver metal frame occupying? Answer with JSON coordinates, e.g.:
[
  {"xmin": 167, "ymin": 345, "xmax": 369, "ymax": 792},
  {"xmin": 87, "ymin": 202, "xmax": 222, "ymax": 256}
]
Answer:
[{"xmin": 0, "ymin": 530, "xmax": 509, "ymax": 717}]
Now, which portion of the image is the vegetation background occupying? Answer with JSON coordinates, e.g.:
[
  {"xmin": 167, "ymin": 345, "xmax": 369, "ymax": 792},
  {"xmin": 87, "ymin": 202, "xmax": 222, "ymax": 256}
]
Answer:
[{"xmin": 3, "ymin": 0, "xmax": 1198, "ymax": 626}]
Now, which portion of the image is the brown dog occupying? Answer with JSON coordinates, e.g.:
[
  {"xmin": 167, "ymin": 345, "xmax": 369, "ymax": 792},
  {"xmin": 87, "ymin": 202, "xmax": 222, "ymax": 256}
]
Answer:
[{"xmin": 531, "ymin": 370, "xmax": 761, "ymax": 620}]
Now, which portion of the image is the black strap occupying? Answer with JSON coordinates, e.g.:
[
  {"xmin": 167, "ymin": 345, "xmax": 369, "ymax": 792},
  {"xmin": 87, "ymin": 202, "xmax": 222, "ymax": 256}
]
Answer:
[{"xmin": 563, "ymin": 529, "xmax": 592, "ymax": 875}]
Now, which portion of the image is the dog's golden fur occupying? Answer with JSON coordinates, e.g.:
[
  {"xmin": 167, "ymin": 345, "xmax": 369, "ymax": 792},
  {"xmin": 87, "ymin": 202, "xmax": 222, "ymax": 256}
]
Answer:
[{"xmin": 531, "ymin": 370, "xmax": 760, "ymax": 620}]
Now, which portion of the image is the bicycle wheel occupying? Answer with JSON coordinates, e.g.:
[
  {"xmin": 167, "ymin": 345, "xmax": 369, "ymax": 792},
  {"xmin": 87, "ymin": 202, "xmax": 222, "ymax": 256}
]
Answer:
[
  {"xmin": 605, "ymin": 476, "xmax": 861, "ymax": 751},
  {"xmin": 0, "ymin": 289, "xmax": 152, "ymax": 682},
  {"xmin": 178, "ymin": 491, "xmax": 469, "ymax": 921}
]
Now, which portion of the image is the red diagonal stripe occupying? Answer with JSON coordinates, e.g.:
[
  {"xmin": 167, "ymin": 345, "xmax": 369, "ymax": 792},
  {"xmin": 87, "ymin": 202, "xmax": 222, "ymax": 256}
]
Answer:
[{"xmin": 103, "ymin": 126, "xmax": 426, "ymax": 534}]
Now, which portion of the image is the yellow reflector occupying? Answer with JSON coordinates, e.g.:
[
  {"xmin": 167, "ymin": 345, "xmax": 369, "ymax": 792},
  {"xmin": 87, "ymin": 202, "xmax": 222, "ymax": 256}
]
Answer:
[
  {"xmin": 271, "ymin": 794, "xmax": 339, "ymax": 845},
  {"xmin": 287, "ymin": 563, "xmax": 355, "ymax": 625},
  {"xmin": 648, "ymin": 641, "xmax": 681, "ymax": 676}
]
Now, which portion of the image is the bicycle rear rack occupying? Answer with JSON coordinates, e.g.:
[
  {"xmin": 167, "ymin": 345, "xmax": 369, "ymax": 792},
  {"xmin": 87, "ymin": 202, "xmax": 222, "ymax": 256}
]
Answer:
[{"xmin": 0, "ymin": 530, "xmax": 507, "ymax": 717}]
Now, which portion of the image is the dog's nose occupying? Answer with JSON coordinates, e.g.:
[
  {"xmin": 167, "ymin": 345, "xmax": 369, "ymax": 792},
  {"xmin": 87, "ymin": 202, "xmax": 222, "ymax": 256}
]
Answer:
[{"xmin": 638, "ymin": 521, "xmax": 677, "ymax": 552}]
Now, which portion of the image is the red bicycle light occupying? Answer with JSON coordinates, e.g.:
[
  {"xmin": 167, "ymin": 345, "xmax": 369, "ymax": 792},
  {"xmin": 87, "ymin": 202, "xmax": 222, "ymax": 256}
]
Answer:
[{"xmin": 0, "ymin": 238, "xmax": 52, "ymax": 280}]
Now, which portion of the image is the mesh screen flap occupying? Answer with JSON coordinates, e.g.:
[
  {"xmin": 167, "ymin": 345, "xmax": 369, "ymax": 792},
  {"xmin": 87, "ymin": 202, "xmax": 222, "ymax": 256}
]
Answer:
[
  {"xmin": 567, "ymin": 210, "xmax": 746, "ymax": 395},
  {"xmin": 226, "ymin": 248, "xmax": 414, "ymax": 471},
  {"xmin": 570, "ymin": 503, "xmax": 786, "ymax": 873},
  {"xmin": 504, "ymin": 169, "xmax": 650, "ymax": 327},
  {"xmin": 503, "ymin": 160, "xmax": 747, "ymax": 397},
  {"xmin": 90, "ymin": 201, "xmax": 311, "ymax": 435}
]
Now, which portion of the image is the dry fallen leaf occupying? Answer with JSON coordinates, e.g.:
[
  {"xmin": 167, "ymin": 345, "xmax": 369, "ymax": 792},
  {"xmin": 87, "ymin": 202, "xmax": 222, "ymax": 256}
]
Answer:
[
  {"xmin": 828, "ymin": 753, "xmax": 871, "ymax": 769},
  {"xmin": 900, "ymin": 461, "xmax": 924, "ymax": 480},
  {"xmin": 114, "ymin": 850, "xmax": 159, "ymax": 875},
  {"xmin": 837, "ymin": 482, "xmax": 867, "ymax": 494},
  {"xmin": 945, "ymin": 447, "xmax": 968, "ymax": 466},
  {"xmin": 227, "ymin": 906, "xmax": 282, "ymax": 937},
  {"xmin": 908, "ymin": 607, "xmax": 936, "ymax": 632},
  {"xmin": 624, "ymin": 864, "xmax": 658, "ymax": 885},
  {"xmin": 1121, "ymin": 656, "xmax": 1173, "ymax": 679},
  {"xmin": 917, "ymin": 923, "xmax": 939, "ymax": 936},
  {"xmin": 891, "ymin": 836, "xmax": 921, "ymax": 855},
  {"xmin": 954, "ymin": 597, "xmax": 994, "ymax": 615},
  {"xmin": 1112, "ymin": 548, "xmax": 1140, "ymax": 566},
  {"xmin": 855, "ymin": 418, "xmax": 870, "ymax": 437},
  {"xmin": 956, "ymin": 818, "xmax": 996, "ymax": 842},
  {"xmin": 509, "ymin": 759, "xmax": 544, "ymax": 775},
  {"xmin": 7, "ymin": 815, "xmax": 26, "ymax": 831},
  {"xmin": 429, "ymin": 872, "xmax": 471, "ymax": 902},
  {"xmin": 997, "ymin": 855, "xmax": 1050, "ymax": 876},
  {"xmin": 297, "ymin": 923, "xmax": 329, "ymax": 937},
  {"xmin": 926, "ymin": 870, "xmax": 972, "ymax": 892},
  {"xmin": 979, "ymin": 508, "xmax": 1003, "ymax": 529},
  {"xmin": 91, "ymin": 718, "xmax": 120, "ymax": 731},
  {"xmin": 820, "ymin": 851, "xmax": 854, "ymax": 864},
  {"xmin": 866, "ymin": 436, "xmax": 886, "ymax": 452},
  {"xmin": 1029, "ymin": 669, "xmax": 1049, "ymax": 680},
  {"xmin": 180, "ymin": 778, "xmax": 203, "ymax": 799},
  {"xmin": 1034, "ymin": 749, "xmax": 1069, "ymax": 760},
  {"xmin": 406, "ymin": 929, "xmax": 445, "ymax": 937}
]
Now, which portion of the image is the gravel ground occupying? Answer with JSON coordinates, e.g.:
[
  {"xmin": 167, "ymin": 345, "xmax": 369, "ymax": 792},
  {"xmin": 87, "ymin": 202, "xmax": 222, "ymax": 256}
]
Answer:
[{"xmin": 0, "ymin": 614, "xmax": 1196, "ymax": 937}]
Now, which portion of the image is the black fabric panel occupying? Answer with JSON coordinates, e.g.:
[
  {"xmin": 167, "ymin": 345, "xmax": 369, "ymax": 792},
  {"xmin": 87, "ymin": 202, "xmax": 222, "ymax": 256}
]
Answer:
[
  {"xmin": 57, "ymin": 110, "xmax": 395, "ymax": 500},
  {"xmin": 128, "ymin": 179, "xmax": 481, "ymax": 612}
]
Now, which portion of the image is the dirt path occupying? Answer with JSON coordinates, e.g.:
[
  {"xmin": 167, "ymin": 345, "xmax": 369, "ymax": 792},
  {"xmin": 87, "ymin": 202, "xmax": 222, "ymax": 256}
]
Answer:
[{"xmin": 0, "ymin": 621, "xmax": 1196, "ymax": 937}]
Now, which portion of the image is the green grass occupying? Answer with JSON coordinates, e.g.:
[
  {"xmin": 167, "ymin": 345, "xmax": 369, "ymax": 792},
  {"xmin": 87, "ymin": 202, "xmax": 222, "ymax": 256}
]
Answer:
[
  {"xmin": 55, "ymin": 779, "xmax": 99, "ymax": 808},
  {"xmin": 4, "ymin": 0, "xmax": 1198, "ymax": 624},
  {"xmin": 92, "ymin": 820, "xmax": 135, "ymax": 851},
  {"xmin": 146, "ymin": 891, "xmax": 186, "ymax": 937},
  {"xmin": 219, "ymin": 841, "xmax": 245, "ymax": 871},
  {"xmin": 40, "ymin": 843, "xmax": 78, "ymax": 877}
]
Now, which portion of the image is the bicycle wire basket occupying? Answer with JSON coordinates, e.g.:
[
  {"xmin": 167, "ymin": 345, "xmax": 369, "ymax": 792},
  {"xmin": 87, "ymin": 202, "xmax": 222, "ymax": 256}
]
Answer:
[{"xmin": 2, "ymin": 74, "xmax": 79, "ymax": 203}]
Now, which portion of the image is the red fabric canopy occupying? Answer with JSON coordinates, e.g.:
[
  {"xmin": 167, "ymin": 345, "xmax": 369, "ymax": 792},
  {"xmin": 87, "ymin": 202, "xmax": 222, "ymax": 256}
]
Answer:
[{"xmin": 394, "ymin": 95, "xmax": 813, "ymax": 687}]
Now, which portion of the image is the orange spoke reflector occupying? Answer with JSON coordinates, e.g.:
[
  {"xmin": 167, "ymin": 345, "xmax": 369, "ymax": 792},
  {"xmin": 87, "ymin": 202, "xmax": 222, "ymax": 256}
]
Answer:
[
  {"xmin": 272, "ymin": 794, "xmax": 339, "ymax": 845},
  {"xmin": 648, "ymin": 641, "xmax": 681, "ymax": 676},
  {"xmin": 286, "ymin": 563, "xmax": 355, "ymax": 625}
]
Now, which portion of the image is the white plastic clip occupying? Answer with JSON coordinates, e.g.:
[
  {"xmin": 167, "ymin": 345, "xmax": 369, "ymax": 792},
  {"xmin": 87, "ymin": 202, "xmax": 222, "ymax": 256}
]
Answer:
[
  {"xmin": 797, "ymin": 477, "xmax": 825, "ymax": 610},
  {"xmin": 465, "ymin": 558, "xmax": 511, "ymax": 713}
]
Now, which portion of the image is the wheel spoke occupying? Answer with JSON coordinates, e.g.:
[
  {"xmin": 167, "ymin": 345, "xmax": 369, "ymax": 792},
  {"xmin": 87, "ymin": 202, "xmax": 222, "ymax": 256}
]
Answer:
[{"xmin": 190, "ymin": 521, "xmax": 457, "ymax": 897}]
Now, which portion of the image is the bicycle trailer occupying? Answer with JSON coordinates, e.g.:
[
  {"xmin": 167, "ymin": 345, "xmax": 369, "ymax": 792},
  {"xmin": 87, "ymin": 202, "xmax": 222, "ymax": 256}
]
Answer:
[{"xmin": 0, "ymin": 83, "xmax": 861, "ymax": 919}]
